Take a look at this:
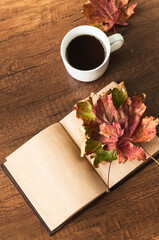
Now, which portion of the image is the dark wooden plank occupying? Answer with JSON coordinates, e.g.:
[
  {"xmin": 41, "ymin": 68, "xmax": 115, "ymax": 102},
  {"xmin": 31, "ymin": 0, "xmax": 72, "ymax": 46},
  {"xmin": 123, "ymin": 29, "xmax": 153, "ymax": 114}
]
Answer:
[{"xmin": 0, "ymin": 0, "xmax": 159, "ymax": 239}]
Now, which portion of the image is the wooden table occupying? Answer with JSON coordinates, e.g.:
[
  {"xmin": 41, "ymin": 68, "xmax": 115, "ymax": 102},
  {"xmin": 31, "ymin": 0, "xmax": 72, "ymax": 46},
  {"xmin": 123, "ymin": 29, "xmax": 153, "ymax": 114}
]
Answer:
[{"xmin": 0, "ymin": 0, "xmax": 159, "ymax": 239}]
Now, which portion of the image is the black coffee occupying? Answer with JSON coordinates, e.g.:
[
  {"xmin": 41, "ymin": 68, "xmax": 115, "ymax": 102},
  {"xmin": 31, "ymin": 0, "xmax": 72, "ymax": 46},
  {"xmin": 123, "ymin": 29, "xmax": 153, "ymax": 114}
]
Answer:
[{"xmin": 66, "ymin": 35, "xmax": 106, "ymax": 70}]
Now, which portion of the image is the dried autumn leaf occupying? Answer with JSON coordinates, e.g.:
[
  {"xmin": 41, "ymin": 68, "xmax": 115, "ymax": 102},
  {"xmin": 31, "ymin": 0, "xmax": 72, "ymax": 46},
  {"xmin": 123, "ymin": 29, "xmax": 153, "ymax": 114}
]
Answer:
[
  {"xmin": 92, "ymin": 90, "xmax": 147, "ymax": 162},
  {"xmin": 75, "ymin": 98, "xmax": 98, "ymax": 139},
  {"xmin": 100, "ymin": 122, "xmax": 124, "ymax": 146},
  {"xmin": 132, "ymin": 116, "xmax": 159, "ymax": 142},
  {"xmin": 83, "ymin": 0, "xmax": 137, "ymax": 32},
  {"xmin": 92, "ymin": 94, "xmax": 119, "ymax": 125},
  {"xmin": 94, "ymin": 149, "xmax": 117, "ymax": 167},
  {"xmin": 75, "ymin": 99, "xmax": 96, "ymax": 124},
  {"xmin": 85, "ymin": 139, "xmax": 101, "ymax": 155},
  {"xmin": 108, "ymin": 88, "xmax": 127, "ymax": 110},
  {"xmin": 117, "ymin": 142, "xmax": 146, "ymax": 163},
  {"xmin": 75, "ymin": 94, "xmax": 118, "ymax": 164},
  {"xmin": 75, "ymin": 82, "xmax": 158, "ymax": 166}
]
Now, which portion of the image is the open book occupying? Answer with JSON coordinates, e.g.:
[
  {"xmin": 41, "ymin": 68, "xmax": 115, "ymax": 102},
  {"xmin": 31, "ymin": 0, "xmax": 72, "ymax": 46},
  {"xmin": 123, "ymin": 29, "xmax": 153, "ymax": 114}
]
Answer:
[{"xmin": 2, "ymin": 82, "xmax": 159, "ymax": 235}]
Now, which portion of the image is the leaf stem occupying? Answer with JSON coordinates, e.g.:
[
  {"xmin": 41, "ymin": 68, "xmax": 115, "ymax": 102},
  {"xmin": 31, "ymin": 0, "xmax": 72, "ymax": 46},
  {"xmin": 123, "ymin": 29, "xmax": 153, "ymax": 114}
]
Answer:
[
  {"xmin": 113, "ymin": 25, "xmax": 117, "ymax": 34},
  {"xmin": 113, "ymin": 26, "xmax": 133, "ymax": 52},
  {"xmin": 107, "ymin": 149, "xmax": 116, "ymax": 189},
  {"xmin": 123, "ymin": 41, "xmax": 134, "ymax": 52}
]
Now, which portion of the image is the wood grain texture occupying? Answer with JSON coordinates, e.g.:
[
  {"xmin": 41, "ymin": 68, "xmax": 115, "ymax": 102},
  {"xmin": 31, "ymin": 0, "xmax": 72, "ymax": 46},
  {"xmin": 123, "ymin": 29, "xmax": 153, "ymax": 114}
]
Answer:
[{"xmin": 0, "ymin": 0, "xmax": 159, "ymax": 239}]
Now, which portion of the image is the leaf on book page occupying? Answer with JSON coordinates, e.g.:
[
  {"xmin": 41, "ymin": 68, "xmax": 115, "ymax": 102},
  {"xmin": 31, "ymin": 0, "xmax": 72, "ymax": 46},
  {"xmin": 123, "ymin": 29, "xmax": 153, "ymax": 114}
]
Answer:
[
  {"xmin": 85, "ymin": 139, "xmax": 101, "ymax": 155},
  {"xmin": 75, "ymin": 82, "xmax": 159, "ymax": 166},
  {"xmin": 108, "ymin": 87, "xmax": 127, "ymax": 110},
  {"xmin": 117, "ymin": 142, "xmax": 146, "ymax": 163},
  {"xmin": 83, "ymin": 0, "xmax": 137, "ymax": 32},
  {"xmin": 131, "ymin": 116, "xmax": 159, "ymax": 142},
  {"xmin": 75, "ymin": 99, "xmax": 96, "ymax": 124},
  {"xmin": 94, "ymin": 148, "xmax": 117, "ymax": 167}
]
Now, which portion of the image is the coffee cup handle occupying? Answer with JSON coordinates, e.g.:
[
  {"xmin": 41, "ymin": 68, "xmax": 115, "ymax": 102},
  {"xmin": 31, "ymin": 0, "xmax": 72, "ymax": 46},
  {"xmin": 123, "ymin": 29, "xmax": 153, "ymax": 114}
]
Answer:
[{"xmin": 108, "ymin": 34, "xmax": 124, "ymax": 53}]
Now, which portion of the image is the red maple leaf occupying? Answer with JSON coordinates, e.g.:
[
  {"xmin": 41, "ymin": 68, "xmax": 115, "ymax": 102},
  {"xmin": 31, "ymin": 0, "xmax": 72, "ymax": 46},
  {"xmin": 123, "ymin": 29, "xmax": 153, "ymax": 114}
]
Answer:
[
  {"xmin": 83, "ymin": 0, "xmax": 137, "ymax": 32},
  {"xmin": 92, "ymin": 93, "xmax": 149, "ymax": 163},
  {"xmin": 75, "ymin": 82, "xmax": 158, "ymax": 165}
]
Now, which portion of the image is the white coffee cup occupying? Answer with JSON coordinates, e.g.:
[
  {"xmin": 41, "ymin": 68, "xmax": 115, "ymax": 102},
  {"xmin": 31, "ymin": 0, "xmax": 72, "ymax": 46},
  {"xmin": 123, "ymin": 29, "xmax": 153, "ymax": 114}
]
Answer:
[{"xmin": 61, "ymin": 25, "xmax": 124, "ymax": 82}]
